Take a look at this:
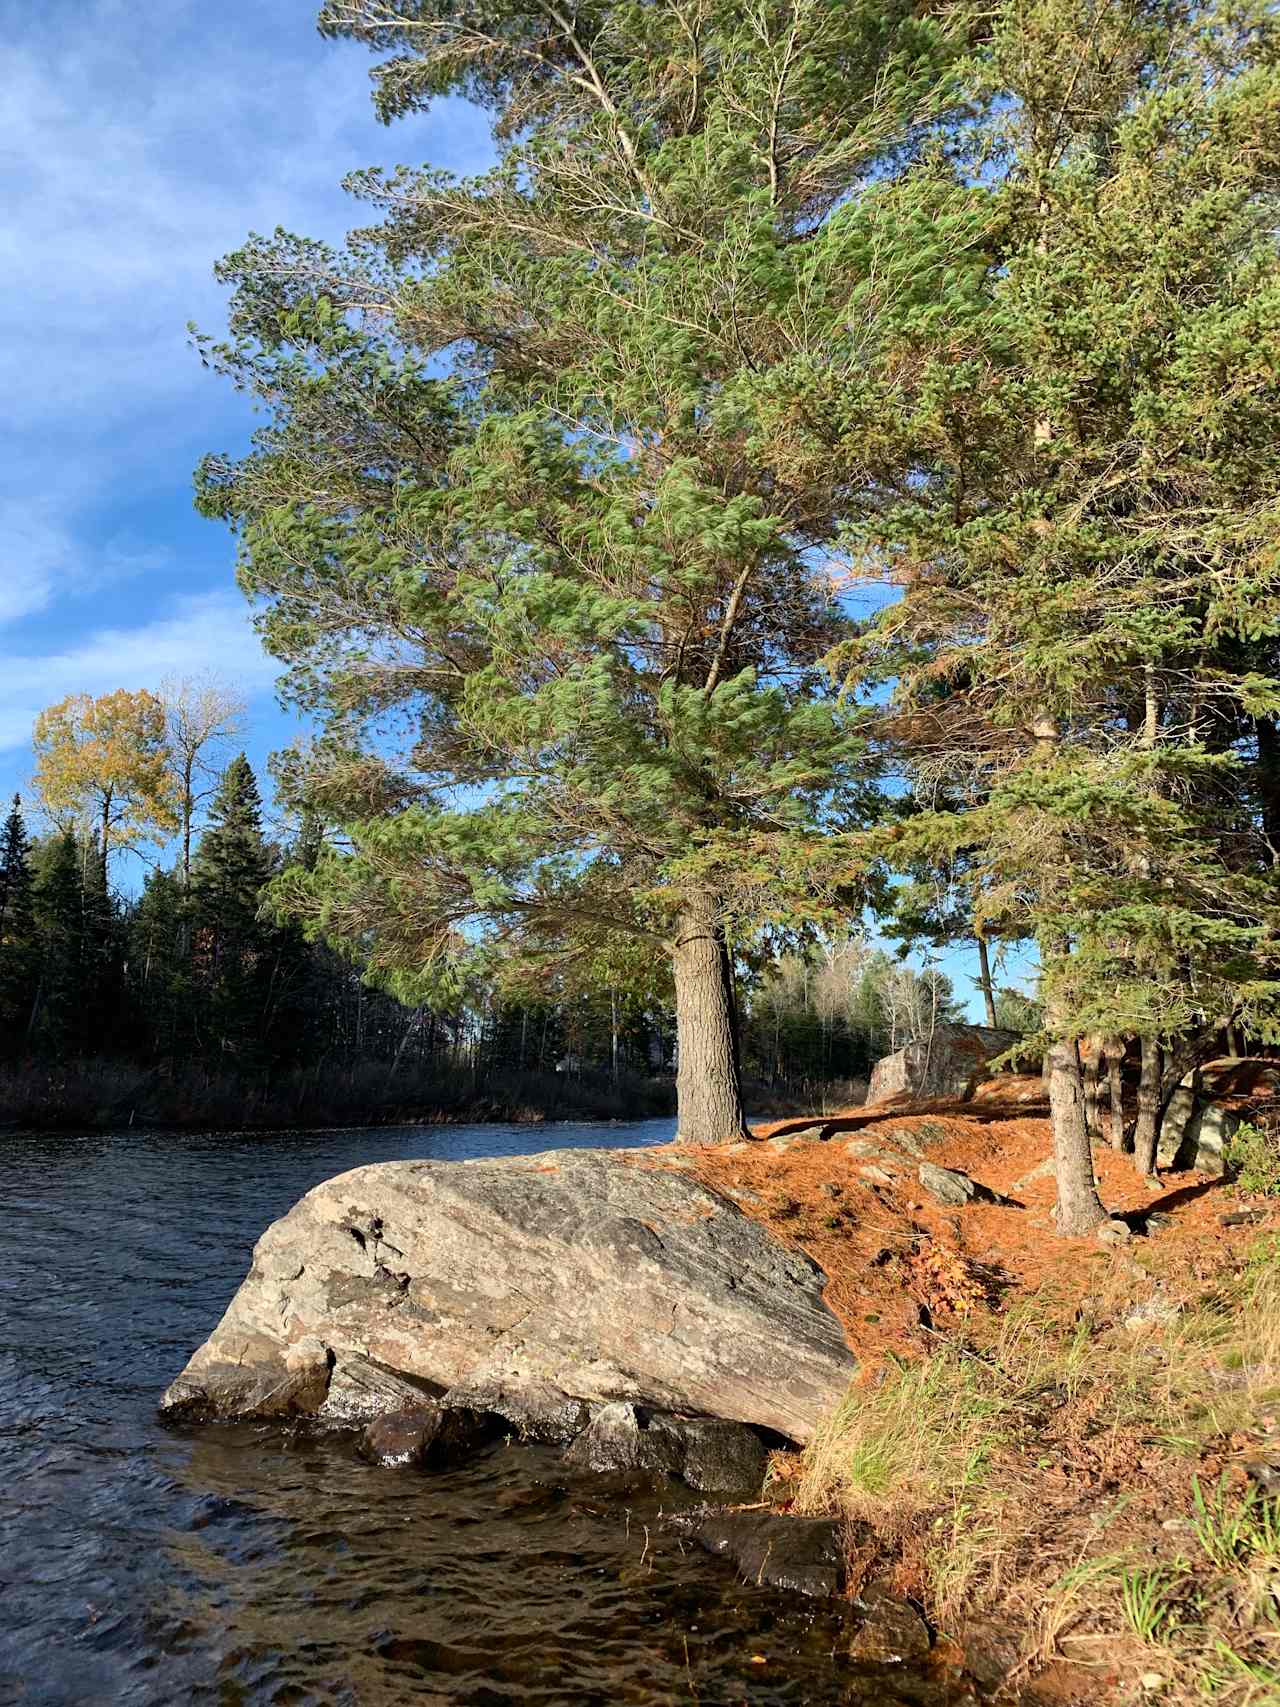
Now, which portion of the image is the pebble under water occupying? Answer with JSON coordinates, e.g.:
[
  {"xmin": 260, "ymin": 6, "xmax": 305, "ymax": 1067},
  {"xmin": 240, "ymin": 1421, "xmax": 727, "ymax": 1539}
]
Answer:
[{"xmin": 0, "ymin": 1118, "xmax": 959, "ymax": 1705}]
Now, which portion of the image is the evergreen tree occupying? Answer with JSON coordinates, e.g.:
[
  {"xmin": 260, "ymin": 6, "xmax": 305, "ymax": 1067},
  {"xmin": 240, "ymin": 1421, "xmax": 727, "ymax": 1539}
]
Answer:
[
  {"xmin": 0, "ymin": 796, "xmax": 38, "ymax": 1053},
  {"xmin": 807, "ymin": 0, "xmax": 1280, "ymax": 1228},
  {"xmin": 194, "ymin": 0, "xmax": 970, "ymax": 1142},
  {"xmin": 190, "ymin": 755, "xmax": 277, "ymax": 1060},
  {"xmin": 127, "ymin": 869, "xmax": 194, "ymax": 1061},
  {"xmin": 30, "ymin": 832, "xmax": 84, "ymax": 1055}
]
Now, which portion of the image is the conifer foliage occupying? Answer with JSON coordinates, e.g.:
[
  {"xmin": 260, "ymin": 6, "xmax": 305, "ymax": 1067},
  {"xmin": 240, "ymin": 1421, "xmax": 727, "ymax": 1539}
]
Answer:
[
  {"xmin": 194, "ymin": 0, "xmax": 976, "ymax": 1142},
  {"xmin": 0, "ymin": 797, "xmax": 37, "ymax": 1052}
]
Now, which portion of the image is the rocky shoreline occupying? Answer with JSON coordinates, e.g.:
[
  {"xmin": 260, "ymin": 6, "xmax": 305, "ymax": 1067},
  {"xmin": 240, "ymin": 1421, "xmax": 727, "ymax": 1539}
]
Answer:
[{"xmin": 160, "ymin": 1144, "xmax": 854, "ymax": 1488}]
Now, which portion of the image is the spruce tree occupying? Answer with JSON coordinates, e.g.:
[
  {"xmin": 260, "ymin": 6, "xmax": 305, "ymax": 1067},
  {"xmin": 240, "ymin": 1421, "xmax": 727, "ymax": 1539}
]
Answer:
[
  {"xmin": 31, "ymin": 832, "xmax": 84, "ymax": 1056},
  {"xmin": 191, "ymin": 755, "xmax": 278, "ymax": 1059},
  {"xmin": 0, "ymin": 796, "xmax": 38, "ymax": 1053},
  {"xmin": 127, "ymin": 869, "xmax": 193, "ymax": 1061}
]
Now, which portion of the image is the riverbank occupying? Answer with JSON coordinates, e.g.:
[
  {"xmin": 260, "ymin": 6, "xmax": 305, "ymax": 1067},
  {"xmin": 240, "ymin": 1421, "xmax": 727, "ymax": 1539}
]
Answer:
[
  {"xmin": 667, "ymin": 1086, "xmax": 1280, "ymax": 1705},
  {"xmin": 0, "ymin": 1057, "xmax": 848, "ymax": 1134},
  {"xmin": 0, "ymin": 1058, "xmax": 677, "ymax": 1133}
]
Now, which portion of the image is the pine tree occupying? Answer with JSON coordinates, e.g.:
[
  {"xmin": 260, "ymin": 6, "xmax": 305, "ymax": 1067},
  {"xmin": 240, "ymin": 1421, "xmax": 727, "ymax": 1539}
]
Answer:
[
  {"xmin": 0, "ymin": 796, "xmax": 38, "ymax": 1053},
  {"xmin": 194, "ymin": 0, "xmax": 971, "ymax": 1141}
]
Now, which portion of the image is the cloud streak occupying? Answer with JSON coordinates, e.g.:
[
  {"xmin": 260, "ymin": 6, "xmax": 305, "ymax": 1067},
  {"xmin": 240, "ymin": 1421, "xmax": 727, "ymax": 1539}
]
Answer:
[
  {"xmin": 0, "ymin": 0, "xmax": 493, "ymax": 800},
  {"xmin": 0, "ymin": 591, "xmax": 280, "ymax": 758}
]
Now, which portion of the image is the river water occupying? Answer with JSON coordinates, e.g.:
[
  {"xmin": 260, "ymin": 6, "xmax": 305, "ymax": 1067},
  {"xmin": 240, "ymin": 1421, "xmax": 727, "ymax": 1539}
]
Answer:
[{"xmin": 0, "ymin": 1118, "xmax": 950, "ymax": 1706}]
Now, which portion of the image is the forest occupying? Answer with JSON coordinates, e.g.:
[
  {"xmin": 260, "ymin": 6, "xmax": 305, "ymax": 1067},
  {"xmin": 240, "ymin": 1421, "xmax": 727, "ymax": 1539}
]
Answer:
[{"xmin": 0, "ymin": 682, "xmax": 983, "ymax": 1127}]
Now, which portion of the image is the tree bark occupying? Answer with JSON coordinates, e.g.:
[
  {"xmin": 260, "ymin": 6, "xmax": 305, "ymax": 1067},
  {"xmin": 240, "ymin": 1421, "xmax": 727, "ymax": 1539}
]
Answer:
[
  {"xmin": 1134, "ymin": 1035, "xmax": 1162, "ymax": 1178},
  {"xmin": 1081, "ymin": 1039, "xmax": 1104, "ymax": 1140},
  {"xmin": 1106, "ymin": 1042, "xmax": 1126, "ymax": 1150},
  {"xmin": 1048, "ymin": 1036, "xmax": 1108, "ymax": 1234},
  {"xmin": 672, "ymin": 893, "xmax": 750, "ymax": 1145},
  {"xmin": 976, "ymin": 935, "xmax": 998, "ymax": 1030}
]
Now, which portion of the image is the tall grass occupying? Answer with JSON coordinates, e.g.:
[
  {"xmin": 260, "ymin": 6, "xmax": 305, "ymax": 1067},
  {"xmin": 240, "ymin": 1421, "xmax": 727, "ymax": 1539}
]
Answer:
[{"xmin": 788, "ymin": 1259, "xmax": 1280, "ymax": 1702}]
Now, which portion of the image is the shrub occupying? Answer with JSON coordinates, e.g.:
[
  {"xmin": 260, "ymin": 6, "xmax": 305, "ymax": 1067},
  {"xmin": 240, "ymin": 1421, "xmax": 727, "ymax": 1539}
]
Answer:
[{"xmin": 1227, "ymin": 1121, "xmax": 1280, "ymax": 1197}]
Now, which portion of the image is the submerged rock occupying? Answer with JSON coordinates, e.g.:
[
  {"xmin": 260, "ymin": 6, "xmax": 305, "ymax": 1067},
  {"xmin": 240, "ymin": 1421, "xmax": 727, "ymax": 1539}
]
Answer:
[
  {"xmin": 359, "ymin": 1402, "xmax": 491, "ymax": 1469},
  {"xmin": 848, "ymin": 1583, "xmax": 931, "ymax": 1663},
  {"xmin": 160, "ymin": 1147, "xmax": 856, "ymax": 1454},
  {"xmin": 688, "ymin": 1509, "xmax": 847, "ymax": 1598}
]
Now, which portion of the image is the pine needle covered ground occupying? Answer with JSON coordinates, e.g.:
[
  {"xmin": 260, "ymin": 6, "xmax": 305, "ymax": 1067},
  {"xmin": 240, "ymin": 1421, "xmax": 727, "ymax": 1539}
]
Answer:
[{"xmin": 647, "ymin": 1082, "xmax": 1280, "ymax": 1705}]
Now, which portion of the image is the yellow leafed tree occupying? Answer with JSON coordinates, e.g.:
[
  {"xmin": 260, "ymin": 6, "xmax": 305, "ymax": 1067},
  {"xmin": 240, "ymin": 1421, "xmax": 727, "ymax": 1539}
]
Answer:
[{"xmin": 32, "ymin": 690, "xmax": 179, "ymax": 866}]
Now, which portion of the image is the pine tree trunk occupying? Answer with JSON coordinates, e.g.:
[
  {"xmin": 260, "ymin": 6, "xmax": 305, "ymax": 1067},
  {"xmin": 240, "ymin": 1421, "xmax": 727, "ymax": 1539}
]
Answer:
[
  {"xmin": 672, "ymin": 893, "xmax": 749, "ymax": 1145},
  {"xmin": 976, "ymin": 935, "xmax": 998, "ymax": 1030},
  {"xmin": 1048, "ymin": 1036, "xmax": 1108, "ymax": 1234},
  {"xmin": 1106, "ymin": 1044, "xmax": 1126, "ymax": 1150},
  {"xmin": 1081, "ymin": 1041, "xmax": 1103, "ymax": 1139},
  {"xmin": 1134, "ymin": 1035, "xmax": 1162, "ymax": 1178}
]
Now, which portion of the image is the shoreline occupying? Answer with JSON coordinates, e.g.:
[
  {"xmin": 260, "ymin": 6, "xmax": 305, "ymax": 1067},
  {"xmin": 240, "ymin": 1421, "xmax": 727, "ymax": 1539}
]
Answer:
[{"xmin": 668, "ymin": 1092, "xmax": 1280, "ymax": 1705}]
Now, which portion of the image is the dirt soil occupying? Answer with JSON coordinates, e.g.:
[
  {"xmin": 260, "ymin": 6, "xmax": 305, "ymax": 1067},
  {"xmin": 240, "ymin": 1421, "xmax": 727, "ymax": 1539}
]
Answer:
[{"xmin": 648, "ymin": 1075, "xmax": 1270, "ymax": 1369}]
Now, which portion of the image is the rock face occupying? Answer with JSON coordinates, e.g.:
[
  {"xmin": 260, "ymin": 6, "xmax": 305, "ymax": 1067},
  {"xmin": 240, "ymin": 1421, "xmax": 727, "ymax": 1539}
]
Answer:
[
  {"xmin": 161, "ymin": 1148, "xmax": 856, "ymax": 1453},
  {"xmin": 1158, "ymin": 1057, "xmax": 1280, "ymax": 1175},
  {"xmin": 866, "ymin": 1024, "xmax": 1020, "ymax": 1106}
]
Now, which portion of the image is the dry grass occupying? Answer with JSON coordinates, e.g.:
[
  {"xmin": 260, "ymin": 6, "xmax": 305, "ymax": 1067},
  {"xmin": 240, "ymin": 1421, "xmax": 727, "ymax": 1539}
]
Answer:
[{"xmin": 780, "ymin": 1255, "xmax": 1280, "ymax": 1704}]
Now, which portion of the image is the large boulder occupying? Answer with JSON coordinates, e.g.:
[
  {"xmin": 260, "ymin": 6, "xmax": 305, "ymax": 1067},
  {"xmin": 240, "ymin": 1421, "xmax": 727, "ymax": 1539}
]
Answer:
[
  {"xmin": 866, "ymin": 1023, "xmax": 1021, "ymax": 1105},
  {"xmin": 161, "ymin": 1148, "xmax": 855, "ymax": 1447},
  {"xmin": 1155, "ymin": 1058, "xmax": 1278, "ymax": 1174}
]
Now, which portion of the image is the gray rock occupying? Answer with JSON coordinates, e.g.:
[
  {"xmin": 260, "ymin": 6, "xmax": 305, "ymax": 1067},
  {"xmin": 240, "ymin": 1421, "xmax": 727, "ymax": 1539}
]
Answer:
[
  {"xmin": 1097, "ymin": 1218, "xmax": 1133, "ymax": 1245},
  {"xmin": 689, "ymin": 1509, "xmax": 846, "ymax": 1597},
  {"xmin": 867, "ymin": 1024, "xmax": 1020, "ymax": 1105},
  {"xmin": 564, "ymin": 1402, "xmax": 768, "ymax": 1497},
  {"xmin": 566, "ymin": 1401, "xmax": 685, "ymax": 1477},
  {"xmin": 849, "ymin": 1583, "xmax": 931, "ymax": 1663},
  {"xmin": 1123, "ymin": 1292, "xmax": 1181, "ymax": 1331},
  {"xmin": 318, "ymin": 1352, "xmax": 440, "ymax": 1424},
  {"xmin": 1157, "ymin": 1078, "xmax": 1239, "ymax": 1176},
  {"xmin": 161, "ymin": 1148, "xmax": 856, "ymax": 1445},
  {"xmin": 678, "ymin": 1417, "xmax": 770, "ymax": 1498},
  {"xmin": 162, "ymin": 1332, "xmax": 332, "ymax": 1423},
  {"xmin": 1244, "ymin": 1458, "xmax": 1280, "ymax": 1495},
  {"xmin": 917, "ymin": 1162, "xmax": 978, "ymax": 1208}
]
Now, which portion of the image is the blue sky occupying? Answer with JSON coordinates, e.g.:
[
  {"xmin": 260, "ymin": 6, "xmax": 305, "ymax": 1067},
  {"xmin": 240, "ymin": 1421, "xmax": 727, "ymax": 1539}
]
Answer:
[{"xmin": 0, "ymin": 0, "xmax": 493, "ymax": 836}]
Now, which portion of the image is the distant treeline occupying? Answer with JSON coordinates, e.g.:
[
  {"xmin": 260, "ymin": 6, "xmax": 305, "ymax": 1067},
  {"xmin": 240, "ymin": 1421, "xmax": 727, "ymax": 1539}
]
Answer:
[
  {"xmin": 0, "ymin": 756, "xmax": 679, "ymax": 1129},
  {"xmin": 0, "ymin": 751, "xmax": 1018, "ymax": 1130}
]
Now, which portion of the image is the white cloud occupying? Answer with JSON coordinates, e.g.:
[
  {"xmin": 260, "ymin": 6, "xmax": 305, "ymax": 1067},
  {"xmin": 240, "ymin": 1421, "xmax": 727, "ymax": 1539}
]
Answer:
[
  {"xmin": 0, "ymin": 500, "xmax": 80, "ymax": 624},
  {"xmin": 0, "ymin": 590, "xmax": 279, "ymax": 756},
  {"xmin": 0, "ymin": 0, "xmax": 495, "ymax": 656}
]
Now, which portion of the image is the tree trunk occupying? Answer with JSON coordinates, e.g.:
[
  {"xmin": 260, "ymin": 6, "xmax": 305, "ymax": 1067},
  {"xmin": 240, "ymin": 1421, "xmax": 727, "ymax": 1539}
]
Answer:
[
  {"xmin": 1048, "ymin": 1036, "xmax": 1108, "ymax": 1235},
  {"xmin": 1081, "ymin": 1040, "xmax": 1103, "ymax": 1140},
  {"xmin": 1106, "ymin": 1043, "xmax": 1126, "ymax": 1150},
  {"xmin": 672, "ymin": 893, "xmax": 749, "ymax": 1145},
  {"xmin": 1134, "ymin": 1035, "xmax": 1162, "ymax": 1178},
  {"xmin": 976, "ymin": 935, "xmax": 998, "ymax": 1030}
]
